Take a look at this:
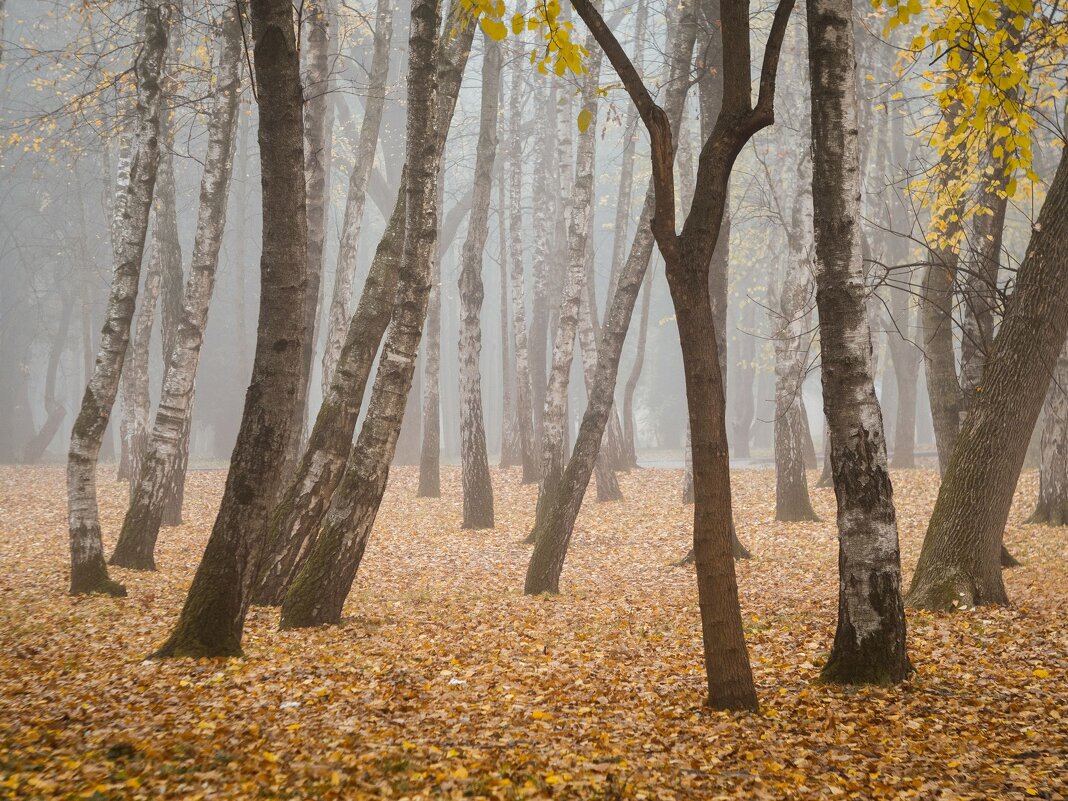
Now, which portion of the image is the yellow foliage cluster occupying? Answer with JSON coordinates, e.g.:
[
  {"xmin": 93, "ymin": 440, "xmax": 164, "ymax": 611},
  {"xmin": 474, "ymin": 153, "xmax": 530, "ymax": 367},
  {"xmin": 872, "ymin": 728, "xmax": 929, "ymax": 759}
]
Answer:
[
  {"xmin": 460, "ymin": 0, "xmax": 588, "ymax": 77},
  {"xmin": 874, "ymin": 0, "xmax": 1067, "ymax": 238}
]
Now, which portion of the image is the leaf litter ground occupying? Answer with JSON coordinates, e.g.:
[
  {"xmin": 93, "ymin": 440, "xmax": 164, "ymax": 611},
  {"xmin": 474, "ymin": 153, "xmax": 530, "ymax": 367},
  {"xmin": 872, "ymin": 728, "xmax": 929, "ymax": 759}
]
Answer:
[{"xmin": 0, "ymin": 465, "xmax": 1065, "ymax": 800}]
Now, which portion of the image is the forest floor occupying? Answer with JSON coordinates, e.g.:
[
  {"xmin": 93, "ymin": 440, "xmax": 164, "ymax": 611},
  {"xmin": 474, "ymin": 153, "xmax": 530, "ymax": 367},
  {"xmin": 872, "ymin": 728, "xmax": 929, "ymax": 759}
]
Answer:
[{"xmin": 1, "ymin": 465, "xmax": 1066, "ymax": 800}]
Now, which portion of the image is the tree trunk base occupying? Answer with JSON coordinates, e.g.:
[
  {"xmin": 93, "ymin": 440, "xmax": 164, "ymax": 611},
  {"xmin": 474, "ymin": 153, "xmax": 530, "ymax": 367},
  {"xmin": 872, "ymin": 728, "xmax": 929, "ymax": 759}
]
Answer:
[
  {"xmin": 1025, "ymin": 500, "xmax": 1068, "ymax": 526},
  {"xmin": 905, "ymin": 569, "xmax": 1009, "ymax": 611},
  {"xmin": 152, "ymin": 632, "xmax": 243, "ymax": 659},
  {"xmin": 819, "ymin": 648, "xmax": 912, "ymax": 686},
  {"xmin": 70, "ymin": 559, "xmax": 127, "ymax": 597}
]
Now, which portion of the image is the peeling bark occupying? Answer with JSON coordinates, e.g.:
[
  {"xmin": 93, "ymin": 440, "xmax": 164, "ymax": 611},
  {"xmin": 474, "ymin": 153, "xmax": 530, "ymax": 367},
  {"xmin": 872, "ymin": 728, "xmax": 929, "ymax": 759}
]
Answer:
[
  {"xmin": 110, "ymin": 7, "xmax": 243, "ymax": 571},
  {"xmin": 321, "ymin": 0, "xmax": 393, "ymax": 393},
  {"xmin": 280, "ymin": 0, "xmax": 451, "ymax": 629},
  {"xmin": 807, "ymin": 0, "xmax": 911, "ymax": 684},
  {"xmin": 67, "ymin": 0, "xmax": 169, "ymax": 597},
  {"xmin": 457, "ymin": 32, "xmax": 500, "ymax": 529}
]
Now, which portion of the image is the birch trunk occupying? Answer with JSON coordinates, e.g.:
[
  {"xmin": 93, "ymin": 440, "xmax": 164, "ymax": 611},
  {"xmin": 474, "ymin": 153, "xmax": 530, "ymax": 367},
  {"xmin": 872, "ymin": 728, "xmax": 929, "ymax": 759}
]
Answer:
[
  {"xmin": 67, "ymin": 0, "xmax": 168, "ymax": 597},
  {"xmin": 157, "ymin": 117, "xmax": 186, "ymax": 526},
  {"xmin": 253, "ymin": 0, "xmax": 474, "ymax": 605},
  {"xmin": 153, "ymin": 0, "xmax": 309, "ymax": 657},
  {"xmin": 506, "ymin": 19, "xmax": 539, "ymax": 481},
  {"xmin": 806, "ymin": 0, "xmax": 911, "ymax": 684},
  {"xmin": 907, "ymin": 140, "xmax": 1068, "ymax": 610},
  {"xmin": 528, "ymin": 80, "xmax": 555, "ymax": 445},
  {"xmin": 280, "ymin": 0, "xmax": 450, "ymax": 628},
  {"xmin": 110, "ymin": 8, "xmax": 243, "ymax": 571},
  {"xmin": 530, "ymin": 33, "xmax": 602, "ymax": 538},
  {"xmin": 772, "ymin": 185, "xmax": 817, "ymax": 522},
  {"xmin": 457, "ymin": 33, "xmax": 500, "ymax": 529},
  {"xmin": 498, "ymin": 154, "xmax": 521, "ymax": 468},
  {"xmin": 284, "ymin": 0, "xmax": 335, "ymax": 477},
  {"xmin": 119, "ymin": 236, "xmax": 162, "ymax": 487},
  {"xmin": 321, "ymin": 0, "xmax": 393, "ymax": 393},
  {"xmin": 1030, "ymin": 336, "xmax": 1068, "ymax": 525}
]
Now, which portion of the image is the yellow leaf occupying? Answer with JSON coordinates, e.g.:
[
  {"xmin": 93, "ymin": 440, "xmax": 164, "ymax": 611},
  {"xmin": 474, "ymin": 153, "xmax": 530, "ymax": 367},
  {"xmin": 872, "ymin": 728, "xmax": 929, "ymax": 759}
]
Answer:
[
  {"xmin": 479, "ymin": 16, "xmax": 508, "ymax": 42},
  {"xmin": 577, "ymin": 108, "xmax": 593, "ymax": 133},
  {"xmin": 1033, "ymin": 668, "xmax": 1051, "ymax": 679},
  {"xmin": 511, "ymin": 12, "xmax": 524, "ymax": 34}
]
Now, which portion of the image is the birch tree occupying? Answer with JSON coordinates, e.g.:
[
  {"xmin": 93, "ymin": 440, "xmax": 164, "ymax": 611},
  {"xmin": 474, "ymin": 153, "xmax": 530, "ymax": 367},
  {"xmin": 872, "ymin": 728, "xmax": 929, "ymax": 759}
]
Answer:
[
  {"xmin": 321, "ymin": 0, "xmax": 393, "ymax": 394},
  {"xmin": 280, "ymin": 0, "xmax": 451, "ymax": 629},
  {"xmin": 806, "ymin": 0, "xmax": 911, "ymax": 683},
  {"xmin": 67, "ymin": 0, "xmax": 168, "ymax": 597},
  {"xmin": 110, "ymin": 6, "xmax": 243, "ymax": 571},
  {"xmin": 457, "ymin": 33, "xmax": 501, "ymax": 529},
  {"xmin": 154, "ymin": 0, "xmax": 309, "ymax": 657}
]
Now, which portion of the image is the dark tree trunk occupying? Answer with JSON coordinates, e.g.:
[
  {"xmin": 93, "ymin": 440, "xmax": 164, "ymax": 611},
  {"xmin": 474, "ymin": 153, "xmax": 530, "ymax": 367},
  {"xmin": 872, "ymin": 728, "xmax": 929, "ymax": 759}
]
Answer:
[
  {"xmin": 153, "ymin": 0, "xmax": 309, "ymax": 656},
  {"xmin": 807, "ymin": 0, "xmax": 911, "ymax": 684},
  {"xmin": 568, "ymin": 0, "xmax": 795, "ymax": 710},
  {"xmin": 253, "ymin": 0, "xmax": 474, "ymax": 605},
  {"xmin": 110, "ymin": 8, "xmax": 243, "ymax": 570},
  {"xmin": 457, "ymin": 32, "xmax": 500, "ymax": 529},
  {"xmin": 67, "ymin": 0, "xmax": 168, "ymax": 597},
  {"xmin": 280, "ymin": 0, "xmax": 450, "ymax": 628},
  {"xmin": 907, "ymin": 143, "xmax": 1068, "ymax": 610}
]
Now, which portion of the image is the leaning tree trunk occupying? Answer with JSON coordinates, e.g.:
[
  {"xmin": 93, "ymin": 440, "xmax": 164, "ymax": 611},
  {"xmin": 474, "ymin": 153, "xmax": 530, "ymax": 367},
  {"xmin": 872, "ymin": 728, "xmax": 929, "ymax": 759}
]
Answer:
[
  {"xmin": 506, "ymin": 15, "xmax": 539, "ymax": 481},
  {"xmin": 1030, "ymin": 336, "xmax": 1068, "ymax": 525},
  {"xmin": 280, "ymin": 0, "xmax": 447, "ymax": 629},
  {"xmin": 110, "ymin": 7, "xmax": 243, "ymax": 571},
  {"xmin": 807, "ymin": 0, "xmax": 911, "ymax": 684},
  {"xmin": 457, "ymin": 32, "xmax": 500, "ymax": 529},
  {"xmin": 772, "ymin": 187, "xmax": 817, "ymax": 522},
  {"xmin": 67, "ymin": 0, "xmax": 168, "ymax": 597},
  {"xmin": 906, "ymin": 142, "xmax": 1068, "ymax": 610},
  {"xmin": 321, "ymin": 0, "xmax": 392, "ymax": 394},
  {"xmin": 252, "ymin": 0, "xmax": 475, "ymax": 605},
  {"xmin": 529, "ymin": 30, "xmax": 603, "ymax": 538},
  {"xmin": 252, "ymin": 182, "xmax": 405, "ymax": 605},
  {"xmin": 153, "ymin": 0, "xmax": 309, "ymax": 657},
  {"xmin": 283, "ymin": 0, "xmax": 335, "ymax": 479}
]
